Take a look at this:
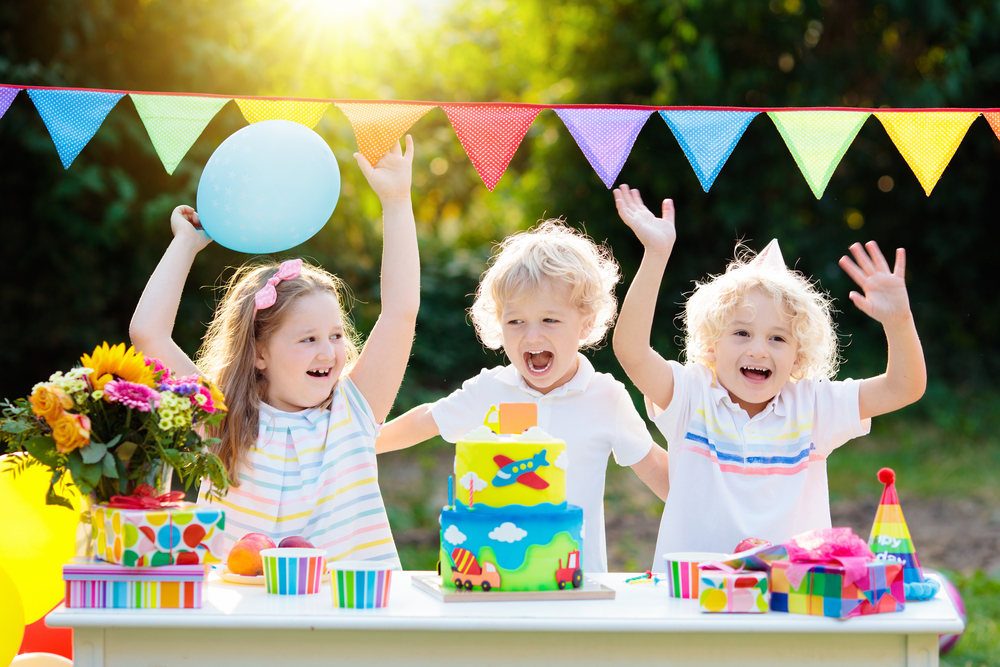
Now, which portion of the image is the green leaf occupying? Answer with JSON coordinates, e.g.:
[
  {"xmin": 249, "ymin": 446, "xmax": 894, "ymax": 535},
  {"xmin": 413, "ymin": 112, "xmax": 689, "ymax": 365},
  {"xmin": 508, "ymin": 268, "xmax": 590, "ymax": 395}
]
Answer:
[
  {"xmin": 105, "ymin": 434, "xmax": 122, "ymax": 448},
  {"xmin": 116, "ymin": 441, "xmax": 139, "ymax": 463},
  {"xmin": 66, "ymin": 450, "xmax": 83, "ymax": 485},
  {"xmin": 102, "ymin": 452, "xmax": 118, "ymax": 479},
  {"xmin": 114, "ymin": 454, "xmax": 128, "ymax": 493},
  {"xmin": 45, "ymin": 488, "xmax": 75, "ymax": 510},
  {"xmin": 24, "ymin": 435, "xmax": 61, "ymax": 467},
  {"xmin": 80, "ymin": 442, "xmax": 107, "ymax": 464},
  {"xmin": 80, "ymin": 462, "xmax": 102, "ymax": 487}
]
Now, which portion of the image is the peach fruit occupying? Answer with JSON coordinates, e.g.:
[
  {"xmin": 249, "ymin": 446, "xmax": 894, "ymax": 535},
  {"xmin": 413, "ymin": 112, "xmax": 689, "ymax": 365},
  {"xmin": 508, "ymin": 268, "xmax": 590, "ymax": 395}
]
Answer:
[{"xmin": 227, "ymin": 533, "xmax": 276, "ymax": 576}]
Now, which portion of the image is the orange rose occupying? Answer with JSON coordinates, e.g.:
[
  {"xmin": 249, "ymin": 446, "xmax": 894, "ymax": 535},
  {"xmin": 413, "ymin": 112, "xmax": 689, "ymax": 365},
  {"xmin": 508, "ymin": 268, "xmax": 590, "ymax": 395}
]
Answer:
[
  {"xmin": 30, "ymin": 385, "xmax": 73, "ymax": 423},
  {"xmin": 51, "ymin": 411, "xmax": 91, "ymax": 454}
]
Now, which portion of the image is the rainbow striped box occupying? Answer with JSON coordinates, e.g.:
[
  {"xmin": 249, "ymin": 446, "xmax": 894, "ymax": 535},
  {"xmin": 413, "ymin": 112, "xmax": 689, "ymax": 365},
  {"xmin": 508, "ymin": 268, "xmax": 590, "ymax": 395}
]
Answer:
[
  {"xmin": 770, "ymin": 559, "xmax": 905, "ymax": 618},
  {"xmin": 663, "ymin": 552, "xmax": 728, "ymax": 599},
  {"xmin": 63, "ymin": 558, "xmax": 205, "ymax": 609},
  {"xmin": 330, "ymin": 561, "xmax": 393, "ymax": 609},
  {"xmin": 261, "ymin": 548, "xmax": 326, "ymax": 595},
  {"xmin": 91, "ymin": 503, "xmax": 225, "ymax": 567}
]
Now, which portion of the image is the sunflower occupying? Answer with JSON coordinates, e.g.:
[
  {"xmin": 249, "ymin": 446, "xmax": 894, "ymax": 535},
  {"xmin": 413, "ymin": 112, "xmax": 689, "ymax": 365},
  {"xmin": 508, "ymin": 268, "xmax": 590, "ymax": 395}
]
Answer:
[{"xmin": 80, "ymin": 342, "xmax": 156, "ymax": 391}]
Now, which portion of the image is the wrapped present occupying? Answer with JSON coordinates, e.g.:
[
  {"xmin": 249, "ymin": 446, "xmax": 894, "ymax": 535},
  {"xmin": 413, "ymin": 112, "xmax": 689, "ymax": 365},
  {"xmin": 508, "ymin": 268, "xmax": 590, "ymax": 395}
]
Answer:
[
  {"xmin": 92, "ymin": 503, "xmax": 225, "ymax": 566},
  {"xmin": 63, "ymin": 558, "xmax": 206, "ymax": 609},
  {"xmin": 697, "ymin": 563, "xmax": 770, "ymax": 613},
  {"xmin": 770, "ymin": 558, "xmax": 905, "ymax": 618}
]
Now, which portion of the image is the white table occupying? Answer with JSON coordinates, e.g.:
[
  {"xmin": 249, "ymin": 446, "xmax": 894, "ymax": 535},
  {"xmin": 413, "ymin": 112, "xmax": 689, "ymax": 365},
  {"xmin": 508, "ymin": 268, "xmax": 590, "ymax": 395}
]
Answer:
[{"xmin": 47, "ymin": 571, "xmax": 964, "ymax": 667}]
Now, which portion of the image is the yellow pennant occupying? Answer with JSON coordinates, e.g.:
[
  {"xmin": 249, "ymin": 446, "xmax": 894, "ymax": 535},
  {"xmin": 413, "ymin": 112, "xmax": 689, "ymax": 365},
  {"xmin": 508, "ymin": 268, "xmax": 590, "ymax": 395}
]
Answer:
[
  {"xmin": 235, "ymin": 99, "xmax": 330, "ymax": 129},
  {"xmin": 874, "ymin": 111, "xmax": 980, "ymax": 195}
]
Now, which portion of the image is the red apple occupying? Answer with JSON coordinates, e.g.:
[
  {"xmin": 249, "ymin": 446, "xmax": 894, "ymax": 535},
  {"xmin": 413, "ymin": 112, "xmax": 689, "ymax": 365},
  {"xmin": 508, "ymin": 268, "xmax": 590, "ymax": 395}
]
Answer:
[
  {"xmin": 278, "ymin": 536, "xmax": 315, "ymax": 549},
  {"xmin": 227, "ymin": 533, "xmax": 276, "ymax": 576},
  {"xmin": 734, "ymin": 537, "xmax": 772, "ymax": 553}
]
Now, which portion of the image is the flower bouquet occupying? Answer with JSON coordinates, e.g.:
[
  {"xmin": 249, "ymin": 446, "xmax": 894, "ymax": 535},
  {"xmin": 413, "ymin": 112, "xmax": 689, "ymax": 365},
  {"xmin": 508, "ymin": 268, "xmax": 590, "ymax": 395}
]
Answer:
[{"xmin": 0, "ymin": 342, "xmax": 230, "ymax": 507}]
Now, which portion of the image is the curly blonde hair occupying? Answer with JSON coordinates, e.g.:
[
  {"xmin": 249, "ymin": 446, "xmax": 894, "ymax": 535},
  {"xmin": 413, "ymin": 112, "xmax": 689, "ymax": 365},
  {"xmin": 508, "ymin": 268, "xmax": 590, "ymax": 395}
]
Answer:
[
  {"xmin": 683, "ymin": 245, "xmax": 839, "ymax": 381},
  {"xmin": 470, "ymin": 220, "xmax": 621, "ymax": 350}
]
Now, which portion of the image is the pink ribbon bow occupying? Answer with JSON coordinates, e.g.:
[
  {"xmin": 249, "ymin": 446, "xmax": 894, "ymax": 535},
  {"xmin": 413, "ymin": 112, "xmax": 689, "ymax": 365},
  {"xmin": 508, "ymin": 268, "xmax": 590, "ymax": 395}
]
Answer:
[
  {"xmin": 254, "ymin": 259, "xmax": 303, "ymax": 314},
  {"xmin": 108, "ymin": 484, "xmax": 187, "ymax": 509}
]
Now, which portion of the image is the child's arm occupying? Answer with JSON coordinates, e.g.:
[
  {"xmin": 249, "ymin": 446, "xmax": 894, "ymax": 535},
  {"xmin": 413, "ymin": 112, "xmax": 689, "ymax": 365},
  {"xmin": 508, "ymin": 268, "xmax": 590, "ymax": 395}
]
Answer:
[
  {"xmin": 347, "ymin": 135, "xmax": 420, "ymax": 424},
  {"xmin": 839, "ymin": 241, "xmax": 927, "ymax": 420},
  {"xmin": 612, "ymin": 184, "xmax": 678, "ymax": 411},
  {"xmin": 375, "ymin": 404, "xmax": 440, "ymax": 454},
  {"xmin": 129, "ymin": 205, "xmax": 211, "ymax": 377},
  {"xmin": 630, "ymin": 444, "xmax": 670, "ymax": 501}
]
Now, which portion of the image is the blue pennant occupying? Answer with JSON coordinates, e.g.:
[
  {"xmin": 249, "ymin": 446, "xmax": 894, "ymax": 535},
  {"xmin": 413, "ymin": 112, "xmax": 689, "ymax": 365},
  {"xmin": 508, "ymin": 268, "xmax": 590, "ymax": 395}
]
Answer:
[
  {"xmin": 659, "ymin": 110, "xmax": 758, "ymax": 192},
  {"xmin": 27, "ymin": 89, "xmax": 125, "ymax": 168}
]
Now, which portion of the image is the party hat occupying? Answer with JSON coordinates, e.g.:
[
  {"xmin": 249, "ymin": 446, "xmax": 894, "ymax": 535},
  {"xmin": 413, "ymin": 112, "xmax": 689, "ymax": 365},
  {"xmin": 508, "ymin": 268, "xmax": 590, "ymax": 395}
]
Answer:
[
  {"xmin": 868, "ymin": 468, "xmax": 924, "ymax": 584},
  {"xmin": 750, "ymin": 239, "xmax": 786, "ymax": 272}
]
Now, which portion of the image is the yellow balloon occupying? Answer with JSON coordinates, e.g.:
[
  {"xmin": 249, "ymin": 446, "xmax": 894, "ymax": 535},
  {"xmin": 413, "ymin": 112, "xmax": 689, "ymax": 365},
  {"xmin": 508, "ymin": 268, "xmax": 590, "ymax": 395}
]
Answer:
[
  {"xmin": 0, "ymin": 564, "xmax": 26, "ymax": 667},
  {"xmin": 0, "ymin": 454, "xmax": 82, "ymax": 625}
]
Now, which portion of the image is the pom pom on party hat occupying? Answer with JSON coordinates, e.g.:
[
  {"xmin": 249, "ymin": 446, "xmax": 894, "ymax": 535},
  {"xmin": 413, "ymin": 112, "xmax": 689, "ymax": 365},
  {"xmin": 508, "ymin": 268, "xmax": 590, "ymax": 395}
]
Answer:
[{"xmin": 868, "ymin": 468, "xmax": 925, "ymax": 585}]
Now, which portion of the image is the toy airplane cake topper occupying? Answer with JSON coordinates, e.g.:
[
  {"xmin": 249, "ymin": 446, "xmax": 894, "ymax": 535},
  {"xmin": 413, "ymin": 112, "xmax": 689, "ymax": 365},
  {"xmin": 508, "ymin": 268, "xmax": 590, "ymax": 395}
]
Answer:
[{"xmin": 492, "ymin": 450, "xmax": 550, "ymax": 489}]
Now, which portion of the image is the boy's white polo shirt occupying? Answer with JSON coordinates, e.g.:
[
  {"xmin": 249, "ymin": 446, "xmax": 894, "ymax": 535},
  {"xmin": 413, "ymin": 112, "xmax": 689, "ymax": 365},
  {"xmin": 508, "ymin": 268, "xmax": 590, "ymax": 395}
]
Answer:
[
  {"xmin": 431, "ymin": 353, "xmax": 655, "ymax": 573},
  {"xmin": 650, "ymin": 360, "xmax": 871, "ymax": 569}
]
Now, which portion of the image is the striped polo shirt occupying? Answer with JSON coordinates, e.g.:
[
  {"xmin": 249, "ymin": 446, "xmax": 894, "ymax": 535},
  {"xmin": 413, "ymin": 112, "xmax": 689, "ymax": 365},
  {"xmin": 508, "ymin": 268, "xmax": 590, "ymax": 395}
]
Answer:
[
  {"xmin": 650, "ymin": 361, "xmax": 870, "ymax": 568},
  {"xmin": 200, "ymin": 376, "xmax": 400, "ymax": 569}
]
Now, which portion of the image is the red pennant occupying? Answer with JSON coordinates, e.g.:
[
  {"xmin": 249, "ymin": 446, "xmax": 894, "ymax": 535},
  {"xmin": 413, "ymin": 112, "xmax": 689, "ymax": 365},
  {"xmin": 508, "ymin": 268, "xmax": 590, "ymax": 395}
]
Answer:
[
  {"xmin": 442, "ymin": 104, "xmax": 540, "ymax": 191},
  {"xmin": 985, "ymin": 112, "xmax": 1000, "ymax": 141}
]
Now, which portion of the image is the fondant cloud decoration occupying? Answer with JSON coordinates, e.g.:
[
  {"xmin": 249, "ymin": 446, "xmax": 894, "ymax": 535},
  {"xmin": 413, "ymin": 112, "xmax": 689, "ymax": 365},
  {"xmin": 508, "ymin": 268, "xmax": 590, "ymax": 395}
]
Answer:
[
  {"xmin": 459, "ymin": 471, "xmax": 488, "ymax": 492},
  {"xmin": 489, "ymin": 522, "xmax": 528, "ymax": 543},
  {"xmin": 444, "ymin": 525, "xmax": 467, "ymax": 546},
  {"xmin": 553, "ymin": 450, "xmax": 569, "ymax": 471}
]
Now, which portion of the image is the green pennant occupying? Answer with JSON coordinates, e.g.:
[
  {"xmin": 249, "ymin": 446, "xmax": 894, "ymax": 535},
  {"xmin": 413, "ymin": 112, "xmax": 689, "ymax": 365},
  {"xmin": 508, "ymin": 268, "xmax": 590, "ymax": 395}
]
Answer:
[
  {"xmin": 130, "ymin": 94, "xmax": 230, "ymax": 174},
  {"xmin": 768, "ymin": 110, "xmax": 870, "ymax": 199}
]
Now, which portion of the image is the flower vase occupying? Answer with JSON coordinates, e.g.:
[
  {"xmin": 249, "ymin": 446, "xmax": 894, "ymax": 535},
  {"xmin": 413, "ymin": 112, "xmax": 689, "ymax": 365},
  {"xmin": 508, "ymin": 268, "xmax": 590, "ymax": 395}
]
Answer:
[{"xmin": 75, "ymin": 492, "xmax": 97, "ymax": 560}]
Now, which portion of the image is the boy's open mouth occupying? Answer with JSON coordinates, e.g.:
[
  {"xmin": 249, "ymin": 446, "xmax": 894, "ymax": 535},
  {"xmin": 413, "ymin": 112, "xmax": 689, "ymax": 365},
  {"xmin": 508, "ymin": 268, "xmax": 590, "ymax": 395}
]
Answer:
[
  {"xmin": 306, "ymin": 368, "xmax": 331, "ymax": 378},
  {"xmin": 740, "ymin": 365, "xmax": 771, "ymax": 381},
  {"xmin": 525, "ymin": 350, "xmax": 553, "ymax": 374}
]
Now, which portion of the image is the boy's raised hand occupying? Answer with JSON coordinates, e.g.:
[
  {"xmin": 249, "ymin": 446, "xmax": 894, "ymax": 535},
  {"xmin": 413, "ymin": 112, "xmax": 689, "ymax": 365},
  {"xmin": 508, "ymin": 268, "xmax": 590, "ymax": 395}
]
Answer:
[
  {"xmin": 354, "ymin": 134, "xmax": 414, "ymax": 202},
  {"xmin": 170, "ymin": 205, "xmax": 212, "ymax": 251},
  {"xmin": 839, "ymin": 241, "xmax": 911, "ymax": 324},
  {"xmin": 613, "ymin": 184, "xmax": 675, "ymax": 256}
]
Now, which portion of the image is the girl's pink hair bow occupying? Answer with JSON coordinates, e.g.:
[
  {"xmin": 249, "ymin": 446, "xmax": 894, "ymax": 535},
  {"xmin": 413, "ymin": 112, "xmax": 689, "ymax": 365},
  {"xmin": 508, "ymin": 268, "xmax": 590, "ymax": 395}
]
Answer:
[{"xmin": 254, "ymin": 259, "xmax": 303, "ymax": 314}]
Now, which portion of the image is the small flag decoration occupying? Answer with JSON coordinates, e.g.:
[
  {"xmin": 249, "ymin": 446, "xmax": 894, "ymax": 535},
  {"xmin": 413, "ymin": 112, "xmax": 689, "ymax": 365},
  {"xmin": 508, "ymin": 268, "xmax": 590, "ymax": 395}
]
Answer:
[
  {"xmin": 0, "ymin": 87, "xmax": 20, "ymax": 120},
  {"xmin": 984, "ymin": 111, "xmax": 1000, "ymax": 142},
  {"xmin": 26, "ymin": 88, "xmax": 125, "ymax": 168},
  {"xmin": 442, "ymin": 104, "xmax": 540, "ymax": 191},
  {"xmin": 874, "ymin": 110, "xmax": 979, "ymax": 195},
  {"xmin": 131, "ymin": 94, "xmax": 231, "ymax": 174},
  {"xmin": 236, "ymin": 98, "xmax": 329, "ymax": 128},
  {"xmin": 554, "ymin": 108, "xmax": 654, "ymax": 188},
  {"xmin": 335, "ymin": 102, "xmax": 435, "ymax": 167},
  {"xmin": 867, "ymin": 467, "xmax": 924, "ymax": 585},
  {"xmin": 768, "ymin": 110, "xmax": 870, "ymax": 199},
  {"xmin": 659, "ymin": 110, "xmax": 758, "ymax": 192}
]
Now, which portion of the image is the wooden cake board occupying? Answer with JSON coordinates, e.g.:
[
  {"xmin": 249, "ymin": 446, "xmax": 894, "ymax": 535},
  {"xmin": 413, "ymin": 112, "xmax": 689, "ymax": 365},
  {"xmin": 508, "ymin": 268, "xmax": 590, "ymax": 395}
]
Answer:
[{"xmin": 412, "ymin": 574, "xmax": 615, "ymax": 602}]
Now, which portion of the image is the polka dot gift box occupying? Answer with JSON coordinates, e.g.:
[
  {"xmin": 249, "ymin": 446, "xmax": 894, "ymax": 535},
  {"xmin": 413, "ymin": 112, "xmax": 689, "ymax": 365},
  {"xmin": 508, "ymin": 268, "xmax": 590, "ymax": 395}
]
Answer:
[{"xmin": 91, "ymin": 504, "xmax": 225, "ymax": 567}]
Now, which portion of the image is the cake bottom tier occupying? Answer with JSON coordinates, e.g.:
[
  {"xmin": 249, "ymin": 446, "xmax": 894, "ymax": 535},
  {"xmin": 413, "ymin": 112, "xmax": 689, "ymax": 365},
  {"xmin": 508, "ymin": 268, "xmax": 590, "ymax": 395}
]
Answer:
[{"xmin": 440, "ymin": 505, "xmax": 584, "ymax": 592}]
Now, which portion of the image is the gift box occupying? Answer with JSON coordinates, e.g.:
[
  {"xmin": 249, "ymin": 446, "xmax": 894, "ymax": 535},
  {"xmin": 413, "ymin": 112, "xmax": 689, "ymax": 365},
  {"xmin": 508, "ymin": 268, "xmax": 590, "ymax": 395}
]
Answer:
[
  {"xmin": 770, "ymin": 559, "xmax": 905, "ymax": 618},
  {"xmin": 698, "ymin": 566, "xmax": 770, "ymax": 613},
  {"xmin": 92, "ymin": 503, "xmax": 225, "ymax": 567},
  {"xmin": 63, "ymin": 558, "xmax": 206, "ymax": 609}
]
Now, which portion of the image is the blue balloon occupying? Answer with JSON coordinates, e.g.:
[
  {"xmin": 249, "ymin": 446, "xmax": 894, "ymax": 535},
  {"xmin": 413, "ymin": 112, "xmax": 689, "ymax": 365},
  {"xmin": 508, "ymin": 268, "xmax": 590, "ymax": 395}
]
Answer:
[{"xmin": 197, "ymin": 120, "xmax": 340, "ymax": 254}]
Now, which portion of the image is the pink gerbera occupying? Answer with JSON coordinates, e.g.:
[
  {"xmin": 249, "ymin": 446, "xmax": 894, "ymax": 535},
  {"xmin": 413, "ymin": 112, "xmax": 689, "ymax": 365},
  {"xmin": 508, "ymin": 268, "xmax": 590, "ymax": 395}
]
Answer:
[{"xmin": 104, "ymin": 379, "xmax": 161, "ymax": 412}]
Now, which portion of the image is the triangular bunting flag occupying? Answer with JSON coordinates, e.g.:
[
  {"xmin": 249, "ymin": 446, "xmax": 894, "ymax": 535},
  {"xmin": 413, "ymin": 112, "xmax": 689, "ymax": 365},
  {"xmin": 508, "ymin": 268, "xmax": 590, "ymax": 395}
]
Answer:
[
  {"xmin": 0, "ymin": 87, "xmax": 20, "ymax": 120},
  {"xmin": 867, "ymin": 468, "xmax": 924, "ymax": 585},
  {"xmin": 26, "ymin": 89, "xmax": 124, "ymax": 169},
  {"xmin": 768, "ymin": 110, "xmax": 870, "ymax": 199},
  {"xmin": 131, "ymin": 94, "xmax": 230, "ymax": 175},
  {"xmin": 659, "ymin": 110, "xmax": 758, "ymax": 192},
  {"xmin": 874, "ymin": 110, "xmax": 979, "ymax": 196},
  {"xmin": 441, "ymin": 104, "xmax": 540, "ymax": 191},
  {"xmin": 984, "ymin": 111, "xmax": 1000, "ymax": 142},
  {"xmin": 554, "ymin": 108, "xmax": 653, "ymax": 188},
  {"xmin": 335, "ymin": 102, "xmax": 435, "ymax": 167},
  {"xmin": 235, "ymin": 99, "xmax": 329, "ymax": 129}
]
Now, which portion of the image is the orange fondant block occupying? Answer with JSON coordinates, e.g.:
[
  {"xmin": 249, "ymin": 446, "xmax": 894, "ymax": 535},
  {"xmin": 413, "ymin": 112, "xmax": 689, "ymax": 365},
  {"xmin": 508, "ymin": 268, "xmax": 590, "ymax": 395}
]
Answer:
[{"xmin": 488, "ymin": 403, "xmax": 537, "ymax": 434}]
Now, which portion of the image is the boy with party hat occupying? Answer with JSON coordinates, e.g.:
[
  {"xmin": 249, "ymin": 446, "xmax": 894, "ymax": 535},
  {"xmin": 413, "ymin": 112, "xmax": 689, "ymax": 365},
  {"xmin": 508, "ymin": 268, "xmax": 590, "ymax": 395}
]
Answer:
[{"xmin": 611, "ymin": 184, "xmax": 927, "ymax": 566}]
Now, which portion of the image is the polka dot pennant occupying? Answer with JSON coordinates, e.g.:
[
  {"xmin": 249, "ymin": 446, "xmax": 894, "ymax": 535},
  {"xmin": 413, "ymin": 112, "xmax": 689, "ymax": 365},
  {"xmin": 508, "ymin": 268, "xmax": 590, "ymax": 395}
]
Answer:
[
  {"xmin": 130, "ymin": 94, "xmax": 231, "ymax": 175},
  {"xmin": 0, "ymin": 87, "xmax": 20, "ymax": 120},
  {"xmin": 659, "ymin": 110, "xmax": 758, "ymax": 192},
  {"xmin": 768, "ymin": 110, "xmax": 870, "ymax": 199},
  {"xmin": 441, "ymin": 104, "xmax": 541, "ymax": 191},
  {"xmin": 874, "ymin": 111, "xmax": 980, "ymax": 196},
  {"xmin": 335, "ymin": 102, "xmax": 435, "ymax": 167},
  {"xmin": 984, "ymin": 112, "xmax": 1000, "ymax": 142},
  {"xmin": 554, "ymin": 108, "xmax": 653, "ymax": 188},
  {"xmin": 26, "ymin": 88, "xmax": 124, "ymax": 169},
  {"xmin": 235, "ymin": 98, "xmax": 329, "ymax": 129}
]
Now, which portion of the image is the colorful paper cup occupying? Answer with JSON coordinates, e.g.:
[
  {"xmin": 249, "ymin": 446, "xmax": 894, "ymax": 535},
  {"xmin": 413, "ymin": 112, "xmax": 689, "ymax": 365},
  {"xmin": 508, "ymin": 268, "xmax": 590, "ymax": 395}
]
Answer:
[
  {"xmin": 663, "ymin": 552, "xmax": 728, "ymax": 599},
  {"xmin": 260, "ymin": 548, "xmax": 327, "ymax": 595},
  {"xmin": 330, "ymin": 561, "xmax": 393, "ymax": 609}
]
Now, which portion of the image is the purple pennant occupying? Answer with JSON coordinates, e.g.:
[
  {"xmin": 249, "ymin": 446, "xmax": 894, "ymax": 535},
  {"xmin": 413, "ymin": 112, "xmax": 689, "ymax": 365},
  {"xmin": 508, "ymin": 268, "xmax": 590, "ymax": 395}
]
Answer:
[
  {"xmin": 555, "ymin": 108, "xmax": 654, "ymax": 188},
  {"xmin": 0, "ymin": 87, "xmax": 20, "ymax": 120},
  {"xmin": 26, "ymin": 88, "xmax": 125, "ymax": 169}
]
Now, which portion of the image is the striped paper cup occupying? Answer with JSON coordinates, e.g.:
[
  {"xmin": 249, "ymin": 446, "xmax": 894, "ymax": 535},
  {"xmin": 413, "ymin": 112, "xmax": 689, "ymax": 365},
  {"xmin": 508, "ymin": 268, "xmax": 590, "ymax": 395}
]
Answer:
[
  {"xmin": 663, "ymin": 552, "xmax": 728, "ymax": 599},
  {"xmin": 330, "ymin": 561, "xmax": 393, "ymax": 609},
  {"xmin": 260, "ymin": 548, "xmax": 327, "ymax": 595}
]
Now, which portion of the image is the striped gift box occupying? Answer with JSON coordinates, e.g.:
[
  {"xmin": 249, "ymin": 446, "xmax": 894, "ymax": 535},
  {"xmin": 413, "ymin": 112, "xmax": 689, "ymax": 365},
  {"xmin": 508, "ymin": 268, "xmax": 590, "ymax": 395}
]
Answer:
[
  {"xmin": 330, "ymin": 561, "xmax": 392, "ymax": 609},
  {"xmin": 63, "ymin": 559, "xmax": 206, "ymax": 609},
  {"xmin": 261, "ymin": 548, "xmax": 326, "ymax": 595},
  {"xmin": 663, "ymin": 552, "xmax": 727, "ymax": 599}
]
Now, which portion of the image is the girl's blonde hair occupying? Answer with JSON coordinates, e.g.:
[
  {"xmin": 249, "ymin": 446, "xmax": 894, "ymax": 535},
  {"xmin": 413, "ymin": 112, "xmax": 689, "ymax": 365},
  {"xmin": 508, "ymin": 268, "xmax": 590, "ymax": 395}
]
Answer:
[
  {"xmin": 196, "ymin": 261, "xmax": 360, "ymax": 484},
  {"xmin": 470, "ymin": 219, "xmax": 621, "ymax": 350},
  {"xmin": 683, "ymin": 245, "xmax": 839, "ymax": 381}
]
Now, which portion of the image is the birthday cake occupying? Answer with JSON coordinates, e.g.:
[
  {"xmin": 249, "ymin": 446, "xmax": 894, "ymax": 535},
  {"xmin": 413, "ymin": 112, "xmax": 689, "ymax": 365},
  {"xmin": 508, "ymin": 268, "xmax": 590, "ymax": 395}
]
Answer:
[{"xmin": 439, "ymin": 414, "xmax": 584, "ymax": 592}]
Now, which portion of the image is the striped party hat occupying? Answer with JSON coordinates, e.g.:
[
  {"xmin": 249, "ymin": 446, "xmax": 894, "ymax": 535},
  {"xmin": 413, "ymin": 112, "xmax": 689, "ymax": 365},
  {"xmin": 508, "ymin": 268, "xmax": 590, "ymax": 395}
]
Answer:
[{"xmin": 868, "ymin": 468, "xmax": 925, "ymax": 584}]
